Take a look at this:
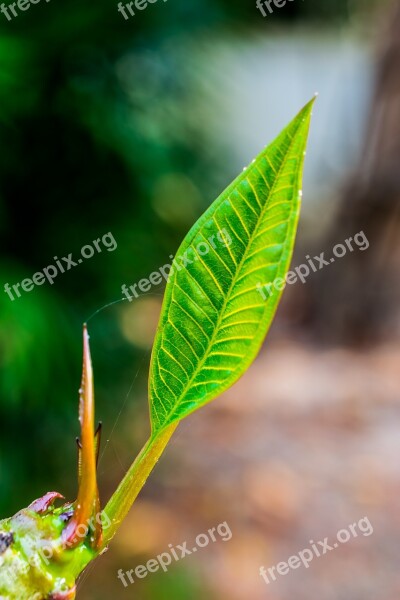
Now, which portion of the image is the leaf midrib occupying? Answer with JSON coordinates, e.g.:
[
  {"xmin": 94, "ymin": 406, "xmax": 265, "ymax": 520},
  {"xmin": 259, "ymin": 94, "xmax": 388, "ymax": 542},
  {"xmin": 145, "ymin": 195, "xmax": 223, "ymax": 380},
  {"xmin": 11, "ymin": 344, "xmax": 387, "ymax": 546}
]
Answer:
[{"xmin": 156, "ymin": 123, "xmax": 303, "ymax": 429}]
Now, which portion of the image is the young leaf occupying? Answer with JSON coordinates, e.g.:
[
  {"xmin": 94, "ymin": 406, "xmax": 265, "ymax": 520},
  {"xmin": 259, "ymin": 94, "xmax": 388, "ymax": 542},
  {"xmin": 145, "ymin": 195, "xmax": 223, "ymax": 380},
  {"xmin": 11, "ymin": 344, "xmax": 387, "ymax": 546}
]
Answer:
[
  {"xmin": 149, "ymin": 98, "xmax": 315, "ymax": 433},
  {"xmin": 104, "ymin": 99, "xmax": 315, "ymax": 547}
]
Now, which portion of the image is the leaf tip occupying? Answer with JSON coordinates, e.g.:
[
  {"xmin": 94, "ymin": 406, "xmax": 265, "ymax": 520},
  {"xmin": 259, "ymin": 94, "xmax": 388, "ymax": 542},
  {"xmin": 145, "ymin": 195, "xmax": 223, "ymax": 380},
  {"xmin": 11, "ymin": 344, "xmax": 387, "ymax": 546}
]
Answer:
[{"xmin": 305, "ymin": 94, "xmax": 318, "ymax": 111}]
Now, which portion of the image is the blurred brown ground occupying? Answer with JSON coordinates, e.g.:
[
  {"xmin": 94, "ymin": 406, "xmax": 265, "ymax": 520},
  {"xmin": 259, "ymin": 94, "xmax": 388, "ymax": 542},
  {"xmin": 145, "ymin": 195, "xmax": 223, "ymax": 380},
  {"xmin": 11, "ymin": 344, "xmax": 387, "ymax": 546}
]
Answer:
[{"xmin": 81, "ymin": 337, "xmax": 400, "ymax": 600}]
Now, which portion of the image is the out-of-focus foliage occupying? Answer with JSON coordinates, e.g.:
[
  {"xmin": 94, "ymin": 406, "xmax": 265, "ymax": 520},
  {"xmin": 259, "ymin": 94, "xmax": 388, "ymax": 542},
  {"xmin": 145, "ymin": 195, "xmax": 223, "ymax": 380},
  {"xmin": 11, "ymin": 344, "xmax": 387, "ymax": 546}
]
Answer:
[{"xmin": 0, "ymin": 0, "xmax": 362, "ymax": 518}]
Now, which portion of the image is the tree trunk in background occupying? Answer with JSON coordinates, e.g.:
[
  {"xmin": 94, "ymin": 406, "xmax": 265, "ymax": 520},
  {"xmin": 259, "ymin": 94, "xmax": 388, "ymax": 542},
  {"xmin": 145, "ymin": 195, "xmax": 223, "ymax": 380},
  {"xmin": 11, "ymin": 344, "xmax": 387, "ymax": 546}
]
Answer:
[{"xmin": 309, "ymin": 0, "xmax": 400, "ymax": 345}]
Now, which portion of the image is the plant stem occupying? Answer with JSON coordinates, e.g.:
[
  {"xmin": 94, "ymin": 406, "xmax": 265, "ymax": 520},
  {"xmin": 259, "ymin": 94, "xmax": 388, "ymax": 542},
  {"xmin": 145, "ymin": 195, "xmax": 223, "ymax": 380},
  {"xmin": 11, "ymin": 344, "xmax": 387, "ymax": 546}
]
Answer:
[{"xmin": 101, "ymin": 422, "xmax": 178, "ymax": 548}]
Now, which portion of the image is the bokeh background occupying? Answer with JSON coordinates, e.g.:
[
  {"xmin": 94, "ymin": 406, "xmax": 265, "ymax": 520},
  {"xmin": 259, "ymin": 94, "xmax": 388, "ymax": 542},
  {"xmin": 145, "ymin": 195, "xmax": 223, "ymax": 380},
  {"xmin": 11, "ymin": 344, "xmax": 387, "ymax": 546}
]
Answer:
[{"xmin": 1, "ymin": 0, "xmax": 400, "ymax": 598}]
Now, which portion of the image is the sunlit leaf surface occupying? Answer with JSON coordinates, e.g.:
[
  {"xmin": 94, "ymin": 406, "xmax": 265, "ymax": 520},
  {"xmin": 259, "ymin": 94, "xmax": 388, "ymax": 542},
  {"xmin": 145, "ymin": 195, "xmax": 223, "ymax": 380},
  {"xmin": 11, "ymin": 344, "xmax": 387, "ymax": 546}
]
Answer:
[{"xmin": 149, "ymin": 99, "xmax": 315, "ymax": 433}]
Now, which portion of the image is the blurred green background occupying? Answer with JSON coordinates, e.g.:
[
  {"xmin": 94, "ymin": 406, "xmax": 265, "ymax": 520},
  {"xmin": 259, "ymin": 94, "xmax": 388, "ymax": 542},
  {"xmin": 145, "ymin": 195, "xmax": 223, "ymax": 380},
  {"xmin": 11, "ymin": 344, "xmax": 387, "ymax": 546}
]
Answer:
[{"xmin": 1, "ymin": 0, "xmax": 400, "ymax": 598}]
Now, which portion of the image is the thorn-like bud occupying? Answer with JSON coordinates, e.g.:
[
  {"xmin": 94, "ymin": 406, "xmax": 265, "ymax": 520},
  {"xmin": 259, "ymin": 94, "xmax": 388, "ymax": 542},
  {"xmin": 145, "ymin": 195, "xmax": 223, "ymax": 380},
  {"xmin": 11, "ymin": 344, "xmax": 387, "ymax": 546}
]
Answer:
[{"xmin": 62, "ymin": 325, "xmax": 102, "ymax": 549}]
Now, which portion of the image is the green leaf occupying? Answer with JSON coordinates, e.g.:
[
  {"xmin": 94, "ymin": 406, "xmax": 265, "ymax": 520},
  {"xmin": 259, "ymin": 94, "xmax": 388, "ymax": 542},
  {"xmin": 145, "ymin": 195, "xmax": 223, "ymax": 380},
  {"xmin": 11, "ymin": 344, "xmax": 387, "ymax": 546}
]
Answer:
[{"xmin": 149, "ymin": 98, "xmax": 315, "ymax": 434}]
